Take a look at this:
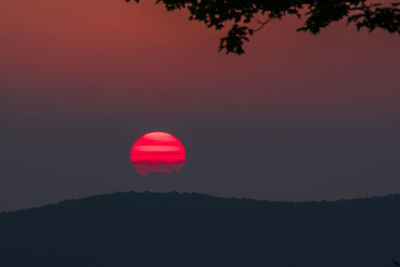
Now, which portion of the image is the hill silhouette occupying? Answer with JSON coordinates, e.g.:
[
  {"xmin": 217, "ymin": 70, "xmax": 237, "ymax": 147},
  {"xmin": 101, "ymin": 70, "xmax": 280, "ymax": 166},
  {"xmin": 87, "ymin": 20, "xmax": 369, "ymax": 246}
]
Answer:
[{"xmin": 0, "ymin": 191, "xmax": 399, "ymax": 267}]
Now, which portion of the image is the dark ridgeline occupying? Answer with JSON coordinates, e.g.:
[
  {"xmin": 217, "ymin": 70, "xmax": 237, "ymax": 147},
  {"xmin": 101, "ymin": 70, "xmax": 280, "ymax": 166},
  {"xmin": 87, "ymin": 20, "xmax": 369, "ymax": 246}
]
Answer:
[{"xmin": 0, "ymin": 191, "xmax": 399, "ymax": 267}]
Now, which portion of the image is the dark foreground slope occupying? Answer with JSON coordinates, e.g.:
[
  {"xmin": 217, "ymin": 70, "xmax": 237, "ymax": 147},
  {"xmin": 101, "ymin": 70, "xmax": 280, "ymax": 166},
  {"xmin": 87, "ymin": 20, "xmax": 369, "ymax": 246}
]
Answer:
[{"xmin": 0, "ymin": 192, "xmax": 399, "ymax": 267}]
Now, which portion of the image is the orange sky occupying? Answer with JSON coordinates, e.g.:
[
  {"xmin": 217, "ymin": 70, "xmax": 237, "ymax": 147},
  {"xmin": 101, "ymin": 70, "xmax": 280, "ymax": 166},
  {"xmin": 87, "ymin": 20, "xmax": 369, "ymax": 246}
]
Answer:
[{"xmin": 1, "ymin": 0, "xmax": 400, "ymax": 122}]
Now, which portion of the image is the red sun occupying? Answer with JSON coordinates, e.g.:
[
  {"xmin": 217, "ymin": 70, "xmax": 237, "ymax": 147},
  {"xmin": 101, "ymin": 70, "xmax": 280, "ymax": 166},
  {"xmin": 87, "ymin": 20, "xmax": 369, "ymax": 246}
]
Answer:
[{"xmin": 130, "ymin": 132, "xmax": 186, "ymax": 177}]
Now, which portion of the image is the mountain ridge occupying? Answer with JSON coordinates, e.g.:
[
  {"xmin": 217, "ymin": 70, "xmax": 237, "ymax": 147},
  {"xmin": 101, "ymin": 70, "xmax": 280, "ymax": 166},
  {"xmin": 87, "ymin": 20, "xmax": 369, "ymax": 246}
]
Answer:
[
  {"xmin": 3, "ymin": 191, "xmax": 400, "ymax": 215},
  {"xmin": 0, "ymin": 191, "xmax": 399, "ymax": 267}
]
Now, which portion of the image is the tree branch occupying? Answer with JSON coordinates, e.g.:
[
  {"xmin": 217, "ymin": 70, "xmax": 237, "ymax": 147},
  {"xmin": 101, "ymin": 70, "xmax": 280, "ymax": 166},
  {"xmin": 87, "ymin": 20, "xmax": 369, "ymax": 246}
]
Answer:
[{"xmin": 126, "ymin": 0, "xmax": 400, "ymax": 54}]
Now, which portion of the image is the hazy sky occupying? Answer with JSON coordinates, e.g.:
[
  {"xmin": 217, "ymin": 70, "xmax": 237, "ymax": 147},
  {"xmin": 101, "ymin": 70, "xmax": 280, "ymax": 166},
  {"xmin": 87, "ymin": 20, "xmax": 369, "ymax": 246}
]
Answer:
[{"xmin": 1, "ymin": 0, "xmax": 400, "ymax": 211}]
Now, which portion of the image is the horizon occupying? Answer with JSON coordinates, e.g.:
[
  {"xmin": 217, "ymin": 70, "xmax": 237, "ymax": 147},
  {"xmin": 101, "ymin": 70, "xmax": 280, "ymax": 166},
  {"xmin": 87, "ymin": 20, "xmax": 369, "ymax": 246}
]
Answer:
[{"xmin": 3, "ymin": 190, "xmax": 400, "ymax": 214}]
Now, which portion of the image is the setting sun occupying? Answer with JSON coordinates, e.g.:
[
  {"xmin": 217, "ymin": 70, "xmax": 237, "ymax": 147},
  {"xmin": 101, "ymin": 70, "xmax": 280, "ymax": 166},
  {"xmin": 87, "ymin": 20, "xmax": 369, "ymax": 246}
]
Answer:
[{"xmin": 131, "ymin": 132, "xmax": 186, "ymax": 177}]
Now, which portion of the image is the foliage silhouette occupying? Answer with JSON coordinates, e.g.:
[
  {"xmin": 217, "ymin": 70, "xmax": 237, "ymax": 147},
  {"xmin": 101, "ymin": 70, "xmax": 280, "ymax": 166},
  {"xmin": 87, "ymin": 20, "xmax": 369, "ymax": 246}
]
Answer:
[
  {"xmin": 126, "ymin": 0, "xmax": 400, "ymax": 54},
  {"xmin": 0, "ymin": 191, "xmax": 399, "ymax": 267}
]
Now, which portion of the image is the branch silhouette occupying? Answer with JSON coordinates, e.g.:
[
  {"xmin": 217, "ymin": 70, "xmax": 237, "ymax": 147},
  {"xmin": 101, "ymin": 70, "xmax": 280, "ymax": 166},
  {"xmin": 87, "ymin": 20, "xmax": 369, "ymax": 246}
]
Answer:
[{"xmin": 126, "ymin": 0, "xmax": 400, "ymax": 54}]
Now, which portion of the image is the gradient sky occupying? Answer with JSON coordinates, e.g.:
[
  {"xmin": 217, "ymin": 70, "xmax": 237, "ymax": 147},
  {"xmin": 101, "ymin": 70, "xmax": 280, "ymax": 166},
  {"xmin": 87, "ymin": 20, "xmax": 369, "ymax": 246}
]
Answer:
[{"xmin": 1, "ymin": 0, "xmax": 400, "ymax": 211}]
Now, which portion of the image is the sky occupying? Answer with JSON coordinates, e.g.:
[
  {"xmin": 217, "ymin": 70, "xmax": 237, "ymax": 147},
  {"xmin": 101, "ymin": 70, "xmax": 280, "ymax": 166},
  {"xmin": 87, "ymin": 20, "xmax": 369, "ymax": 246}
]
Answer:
[{"xmin": 1, "ymin": 0, "xmax": 400, "ymax": 211}]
